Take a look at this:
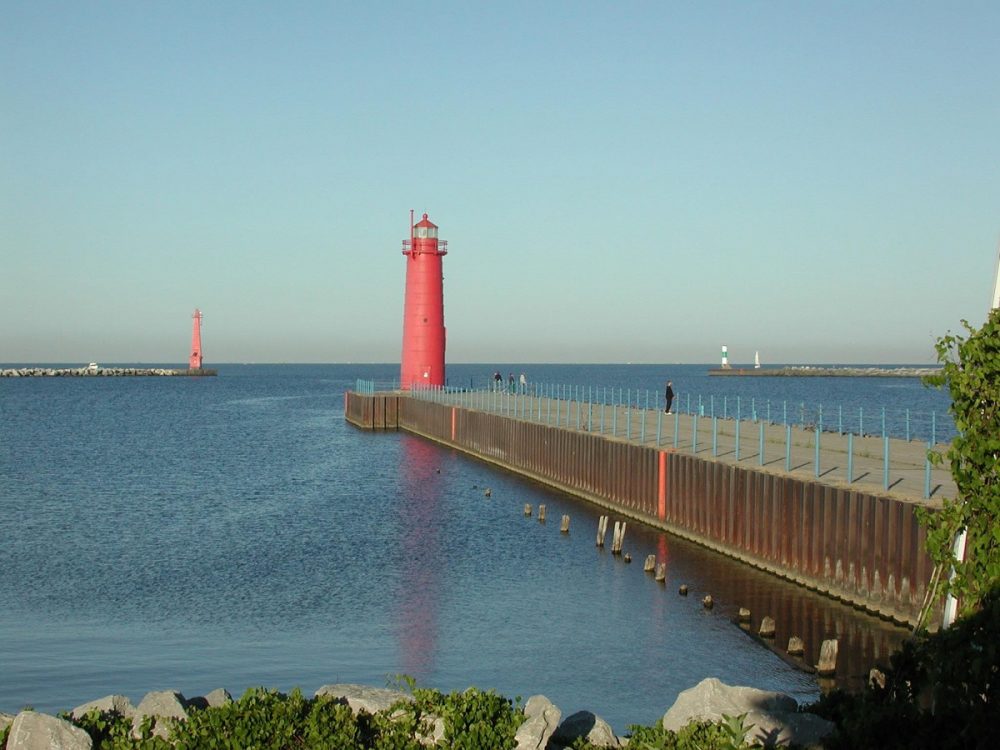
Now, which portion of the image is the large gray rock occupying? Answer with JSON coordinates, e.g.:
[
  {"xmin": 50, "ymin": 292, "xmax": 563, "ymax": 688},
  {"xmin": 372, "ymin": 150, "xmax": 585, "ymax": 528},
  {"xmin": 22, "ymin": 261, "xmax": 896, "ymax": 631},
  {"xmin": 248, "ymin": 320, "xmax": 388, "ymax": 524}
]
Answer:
[
  {"xmin": 552, "ymin": 710, "xmax": 621, "ymax": 748},
  {"xmin": 70, "ymin": 694, "xmax": 136, "ymax": 720},
  {"xmin": 662, "ymin": 678, "xmax": 834, "ymax": 748},
  {"xmin": 314, "ymin": 684, "xmax": 412, "ymax": 715},
  {"xmin": 7, "ymin": 711, "xmax": 93, "ymax": 750},
  {"xmin": 131, "ymin": 690, "xmax": 188, "ymax": 740},
  {"xmin": 203, "ymin": 688, "xmax": 233, "ymax": 708},
  {"xmin": 515, "ymin": 695, "xmax": 561, "ymax": 750},
  {"xmin": 1, "ymin": 712, "xmax": 14, "ymax": 732}
]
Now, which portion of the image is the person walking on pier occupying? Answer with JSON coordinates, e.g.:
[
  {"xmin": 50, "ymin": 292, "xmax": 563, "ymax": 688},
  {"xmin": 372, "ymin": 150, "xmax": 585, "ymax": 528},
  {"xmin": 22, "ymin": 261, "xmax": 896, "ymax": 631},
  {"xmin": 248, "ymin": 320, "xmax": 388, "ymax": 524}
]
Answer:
[
  {"xmin": 519, "ymin": 372, "xmax": 527, "ymax": 394},
  {"xmin": 664, "ymin": 381, "xmax": 675, "ymax": 414},
  {"xmin": 508, "ymin": 372, "xmax": 515, "ymax": 392},
  {"xmin": 493, "ymin": 371, "xmax": 502, "ymax": 390}
]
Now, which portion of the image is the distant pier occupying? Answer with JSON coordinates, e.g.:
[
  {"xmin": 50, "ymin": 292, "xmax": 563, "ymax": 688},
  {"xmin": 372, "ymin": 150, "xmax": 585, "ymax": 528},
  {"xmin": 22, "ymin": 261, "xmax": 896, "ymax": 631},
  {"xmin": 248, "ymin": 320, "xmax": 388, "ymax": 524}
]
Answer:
[
  {"xmin": 1, "ymin": 366, "xmax": 217, "ymax": 377},
  {"xmin": 708, "ymin": 366, "xmax": 940, "ymax": 377}
]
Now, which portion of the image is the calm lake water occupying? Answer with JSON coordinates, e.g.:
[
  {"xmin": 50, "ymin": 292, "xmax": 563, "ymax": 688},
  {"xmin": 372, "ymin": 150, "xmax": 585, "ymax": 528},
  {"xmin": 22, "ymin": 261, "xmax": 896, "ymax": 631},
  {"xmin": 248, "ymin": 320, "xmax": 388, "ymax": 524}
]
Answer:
[{"xmin": 0, "ymin": 364, "xmax": 945, "ymax": 731}]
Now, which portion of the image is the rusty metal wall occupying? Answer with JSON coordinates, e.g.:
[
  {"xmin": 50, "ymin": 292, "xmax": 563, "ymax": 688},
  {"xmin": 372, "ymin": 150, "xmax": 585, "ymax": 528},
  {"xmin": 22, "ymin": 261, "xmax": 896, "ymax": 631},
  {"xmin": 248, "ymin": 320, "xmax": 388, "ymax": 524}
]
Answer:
[
  {"xmin": 344, "ymin": 393, "xmax": 933, "ymax": 624},
  {"xmin": 345, "ymin": 392, "xmax": 400, "ymax": 429}
]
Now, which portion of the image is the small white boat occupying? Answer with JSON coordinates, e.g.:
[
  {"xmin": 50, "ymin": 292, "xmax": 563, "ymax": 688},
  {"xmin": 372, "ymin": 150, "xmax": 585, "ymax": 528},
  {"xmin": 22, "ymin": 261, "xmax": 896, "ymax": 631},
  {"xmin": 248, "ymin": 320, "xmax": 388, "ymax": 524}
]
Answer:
[{"xmin": 754, "ymin": 351, "xmax": 761, "ymax": 369}]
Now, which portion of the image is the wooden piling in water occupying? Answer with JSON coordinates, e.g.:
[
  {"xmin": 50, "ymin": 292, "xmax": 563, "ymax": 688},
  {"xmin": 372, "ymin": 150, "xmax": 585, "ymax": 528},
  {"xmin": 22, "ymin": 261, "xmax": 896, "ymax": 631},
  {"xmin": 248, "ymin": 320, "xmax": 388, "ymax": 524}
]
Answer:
[
  {"xmin": 644, "ymin": 554, "xmax": 656, "ymax": 572},
  {"xmin": 524, "ymin": 503, "xmax": 532, "ymax": 516},
  {"xmin": 655, "ymin": 563, "xmax": 666, "ymax": 582},
  {"xmin": 759, "ymin": 616, "xmax": 776, "ymax": 638},
  {"xmin": 560, "ymin": 514, "xmax": 570, "ymax": 533},
  {"xmin": 611, "ymin": 521, "xmax": 626, "ymax": 555},
  {"xmin": 817, "ymin": 639, "xmax": 839, "ymax": 675},
  {"xmin": 538, "ymin": 504, "xmax": 546, "ymax": 522},
  {"xmin": 596, "ymin": 515, "xmax": 608, "ymax": 547},
  {"xmin": 787, "ymin": 636, "xmax": 805, "ymax": 656}
]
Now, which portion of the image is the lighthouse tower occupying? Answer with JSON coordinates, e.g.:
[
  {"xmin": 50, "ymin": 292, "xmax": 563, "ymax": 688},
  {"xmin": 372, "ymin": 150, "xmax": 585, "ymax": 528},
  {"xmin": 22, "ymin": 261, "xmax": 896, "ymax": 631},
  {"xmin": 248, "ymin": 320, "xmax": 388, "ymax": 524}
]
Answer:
[
  {"xmin": 400, "ymin": 213, "xmax": 448, "ymax": 389},
  {"xmin": 189, "ymin": 308, "xmax": 203, "ymax": 370}
]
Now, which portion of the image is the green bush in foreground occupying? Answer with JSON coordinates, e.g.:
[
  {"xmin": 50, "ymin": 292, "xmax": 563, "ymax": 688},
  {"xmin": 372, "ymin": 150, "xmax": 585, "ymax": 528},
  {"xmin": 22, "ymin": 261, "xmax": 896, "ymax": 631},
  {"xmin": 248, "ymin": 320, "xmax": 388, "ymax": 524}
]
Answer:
[
  {"xmin": 810, "ymin": 584, "xmax": 1000, "ymax": 750},
  {"xmin": 41, "ymin": 683, "xmax": 774, "ymax": 750}
]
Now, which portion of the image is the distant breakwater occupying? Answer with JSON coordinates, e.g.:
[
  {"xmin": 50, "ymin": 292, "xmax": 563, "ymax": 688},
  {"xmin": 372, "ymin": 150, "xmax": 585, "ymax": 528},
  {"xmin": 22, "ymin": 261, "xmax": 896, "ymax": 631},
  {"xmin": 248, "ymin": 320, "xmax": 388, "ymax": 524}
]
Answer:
[
  {"xmin": 1, "ymin": 367, "xmax": 217, "ymax": 377},
  {"xmin": 708, "ymin": 366, "xmax": 940, "ymax": 377}
]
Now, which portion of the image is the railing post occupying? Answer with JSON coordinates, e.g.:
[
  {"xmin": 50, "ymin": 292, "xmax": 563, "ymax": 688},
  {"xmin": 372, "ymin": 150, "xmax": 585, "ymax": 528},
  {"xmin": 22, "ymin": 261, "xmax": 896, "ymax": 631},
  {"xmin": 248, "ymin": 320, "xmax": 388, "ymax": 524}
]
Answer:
[
  {"xmin": 724, "ymin": 395, "xmax": 728, "ymax": 420},
  {"xmin": 641, "ymin": 407, "xmax": 646, "ymax": 443},
  {"xmin": 932, "ymin": 411, "xmax": 936, "ymax": 445},
  {"xmin": 710, "ymin": 395, "xmax": 715, "ymax": 418},
  {"xmin": 600, "ymin": 401, "xmax": 605, "ymax": 434},
  {"xmin": 838, "ymin": 405, "xmax": 843, "ymax": 435},
  {"xmin": 818, "ymin": 404, "xmax": 823, "ymax": 432},
  {"xmin": 847, "ymin": 432, "xmax": 854, "ymax": 483},
  {"xmin": 736, "ymin": 396, "xmax": 741, "ymax": 421},
  {"xmin": 924, "ymin": 441, "xmax": 932, "ymax": 498},
  {"xmin": 673, "ymin": 411, "xmax": 679, "ymax": 448},
  {"xmin": 814, "ymin": 426, "xmax": 821, "ymax": 477},
  {"xmin": 883, "ymin": 435, "xmax": 890, "ymax": 490},
  {"xmin": 693, "ymin": 414, "xmax": 699, "ymax": 454},
  {"xmin": 712, "ymin": 416, "xmax": 718, "ymax": 456},
  {"xmin": 612, "ymin": 404, "xmax": 617, "ymax": 436},
  {"xmin": 783, "ymin": 400, "xmax": 787, "ymax": 426},
  {"xmin": 859, "ymin": 406, "xmax": 864, "ymax": 436},
  {"xmin": 735, "ymin": 418, "xmax": 741, "ymax": 461},
  {"xmin": 881, "ymin": 407, "xmax": 886, "ymax": 439},
  {"xmin": 626, "ymin": 404, "xmax": 632, "ymax": 440},
  {"xmin": 906, "ymin": 409, "xmax": 911, "ymax": 441},
  {"xmin": 657, "ymin": 409, "xmax": 663, "ymax": 446},
  {"xmin": 785, "ymin": 425, "xmax": 791, "ymax": 471},
  {"xmin": 759, "ymin": 421, "xmax": 765, "ymax": 465}
]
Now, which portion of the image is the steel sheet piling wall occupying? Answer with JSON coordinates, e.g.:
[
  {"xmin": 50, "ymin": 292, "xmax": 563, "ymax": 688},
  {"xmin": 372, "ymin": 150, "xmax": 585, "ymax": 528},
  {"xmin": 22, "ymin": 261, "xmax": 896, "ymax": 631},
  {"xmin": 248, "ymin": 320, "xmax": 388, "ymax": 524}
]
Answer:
[{"xmin": 347, "ymin": 392, "xmax": 932, "ymax": 624}]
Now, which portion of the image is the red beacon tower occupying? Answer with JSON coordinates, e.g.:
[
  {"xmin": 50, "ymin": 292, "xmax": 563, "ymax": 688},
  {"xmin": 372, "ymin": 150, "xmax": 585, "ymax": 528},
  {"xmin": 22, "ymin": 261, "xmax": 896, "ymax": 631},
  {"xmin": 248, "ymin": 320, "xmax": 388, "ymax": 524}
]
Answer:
[
  {"xmin": 189, "ymin": 308, "xmax": 204, "ymax": 370},
  {"xmin": 400, "ymin": 212, "xmax": 448, "ymax": 389}
]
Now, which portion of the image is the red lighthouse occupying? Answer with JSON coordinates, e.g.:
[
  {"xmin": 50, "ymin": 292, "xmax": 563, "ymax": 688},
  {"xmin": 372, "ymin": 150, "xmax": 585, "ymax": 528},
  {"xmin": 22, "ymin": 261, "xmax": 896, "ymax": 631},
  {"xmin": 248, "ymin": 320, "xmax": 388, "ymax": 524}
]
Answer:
[
  {"xmin": 400, "ymin": 212, "xmax": 448, "ymax": 389},
  {"xmin": 189, "ymin": 308, "xmax": 203, "ymax": 370}
]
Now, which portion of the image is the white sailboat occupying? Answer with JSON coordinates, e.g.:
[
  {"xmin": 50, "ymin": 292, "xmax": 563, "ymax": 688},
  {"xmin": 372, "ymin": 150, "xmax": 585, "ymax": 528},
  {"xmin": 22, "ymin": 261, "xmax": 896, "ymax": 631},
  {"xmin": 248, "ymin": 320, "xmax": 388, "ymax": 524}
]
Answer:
[{"xmin": 754, "ymin": 351, "xmax": 761, "ymax": 369}]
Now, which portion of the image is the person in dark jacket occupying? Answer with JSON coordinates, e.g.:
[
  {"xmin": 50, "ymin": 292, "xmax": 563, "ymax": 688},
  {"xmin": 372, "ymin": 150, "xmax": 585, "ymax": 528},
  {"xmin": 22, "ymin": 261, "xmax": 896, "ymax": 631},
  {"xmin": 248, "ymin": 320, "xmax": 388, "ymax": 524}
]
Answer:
[{"xmin": 664, "ymin": 381, "xmax": 675, "ymax": 414}]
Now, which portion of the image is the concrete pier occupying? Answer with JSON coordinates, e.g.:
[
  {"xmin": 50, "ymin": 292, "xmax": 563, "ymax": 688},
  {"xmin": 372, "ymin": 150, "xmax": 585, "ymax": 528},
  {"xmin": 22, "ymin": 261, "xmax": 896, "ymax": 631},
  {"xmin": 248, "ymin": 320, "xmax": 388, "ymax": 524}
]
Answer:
[{"xmin": 346, "ymin": 389, "xmax": 950, "ymax": 625}]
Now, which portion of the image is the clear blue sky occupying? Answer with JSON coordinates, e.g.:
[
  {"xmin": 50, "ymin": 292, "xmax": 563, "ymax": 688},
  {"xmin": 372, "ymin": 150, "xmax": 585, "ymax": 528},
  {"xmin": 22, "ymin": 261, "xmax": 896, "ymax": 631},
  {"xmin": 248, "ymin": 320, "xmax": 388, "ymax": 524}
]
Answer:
[{"xmin": 2, "ymin": 1, "xmax": 997, "ymax": 364}]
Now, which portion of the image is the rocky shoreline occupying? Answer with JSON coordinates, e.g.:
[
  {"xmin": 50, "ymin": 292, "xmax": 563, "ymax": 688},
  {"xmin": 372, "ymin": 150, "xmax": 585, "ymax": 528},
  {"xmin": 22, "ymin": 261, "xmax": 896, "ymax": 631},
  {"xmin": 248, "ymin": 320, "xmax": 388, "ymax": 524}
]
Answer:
[
  {"xmin": 0, "ymin": 679, "xmax": 834, "ymax": 749},
  {"xmin": 1, "ymin": 367, "xmax": 217, "ymax": 377}
]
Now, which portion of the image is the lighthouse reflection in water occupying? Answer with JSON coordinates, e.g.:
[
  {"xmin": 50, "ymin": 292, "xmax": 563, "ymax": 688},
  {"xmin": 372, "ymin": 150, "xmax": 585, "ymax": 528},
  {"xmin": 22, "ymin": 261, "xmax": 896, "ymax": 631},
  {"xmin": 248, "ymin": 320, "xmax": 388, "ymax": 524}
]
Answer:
[{"xmin": 397, "ymin": 435, "xmax": 443, "ymax": 678}]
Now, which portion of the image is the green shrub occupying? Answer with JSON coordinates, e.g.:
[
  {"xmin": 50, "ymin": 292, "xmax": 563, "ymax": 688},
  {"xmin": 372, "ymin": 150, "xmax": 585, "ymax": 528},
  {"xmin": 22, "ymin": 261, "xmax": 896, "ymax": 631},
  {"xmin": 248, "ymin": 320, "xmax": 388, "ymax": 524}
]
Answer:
[{"xmin": 809, "ymin": 585, "xmax": 1000, "ymax": 749}]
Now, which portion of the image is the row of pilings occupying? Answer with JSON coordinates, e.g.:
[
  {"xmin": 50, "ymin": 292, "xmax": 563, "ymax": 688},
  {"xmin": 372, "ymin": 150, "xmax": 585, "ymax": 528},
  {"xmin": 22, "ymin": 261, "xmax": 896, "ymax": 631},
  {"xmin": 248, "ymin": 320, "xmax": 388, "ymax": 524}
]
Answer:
[{"xmin": 345, "ymin": 391, "xmax": 933, "ymax": 626}]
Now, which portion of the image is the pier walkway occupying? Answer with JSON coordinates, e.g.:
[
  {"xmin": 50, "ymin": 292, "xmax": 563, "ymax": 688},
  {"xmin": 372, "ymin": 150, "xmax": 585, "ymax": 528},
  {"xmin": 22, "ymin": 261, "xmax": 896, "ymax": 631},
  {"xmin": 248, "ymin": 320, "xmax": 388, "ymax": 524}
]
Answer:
[{"xmin": 409, "ymin": 387, "xmax": 954, "ymax": 504}]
